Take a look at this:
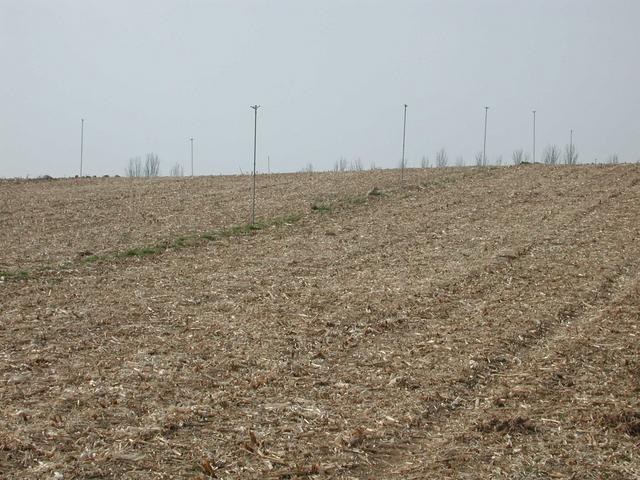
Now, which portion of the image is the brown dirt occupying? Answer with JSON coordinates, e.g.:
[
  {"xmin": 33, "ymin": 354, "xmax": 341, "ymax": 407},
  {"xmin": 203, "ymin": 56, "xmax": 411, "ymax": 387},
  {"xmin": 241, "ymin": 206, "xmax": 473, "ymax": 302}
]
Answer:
[
  {"xmin": 0, "ymin": 164, "xmax": 639, "ymax": 479},
  {"xmin": 0, "ymin": 170, "xmax": 424, "ymax": 271}
]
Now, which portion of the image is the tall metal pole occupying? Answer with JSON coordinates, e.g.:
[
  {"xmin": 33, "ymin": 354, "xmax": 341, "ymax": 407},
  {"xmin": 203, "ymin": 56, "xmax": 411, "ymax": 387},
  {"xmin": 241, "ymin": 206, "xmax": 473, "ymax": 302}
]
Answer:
[
  {"xmin": 532, "ymin": 110, "xmax": 536, "ymax": 164},
  {"xmin": 569, "ymin": 129, "xmax": 573, "ymax": 165},
  {"xmin": 401, "ymin": 104, "xmax": 407, "ymax": 183},
  {"xmin": 190, "ymin": 137, "xmax": 194, "ymax": 176},
  {"xmin": 483, "ymin": 106, "xmax": 489, "ymax": 166},
  {"xmin": 80, "ymin": 118, "xmax": 84, "ymax": 177},
  {"xmin": 250, "ymin": 105, "xmax": 260, "ymax": 224}
]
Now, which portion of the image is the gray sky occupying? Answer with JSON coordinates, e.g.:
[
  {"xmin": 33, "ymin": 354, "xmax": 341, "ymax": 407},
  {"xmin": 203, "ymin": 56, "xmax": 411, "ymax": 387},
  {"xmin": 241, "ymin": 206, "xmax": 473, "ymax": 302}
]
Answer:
[{"xmin": 1, "ymin": 0, "xmax": 639, "ymax": 178}]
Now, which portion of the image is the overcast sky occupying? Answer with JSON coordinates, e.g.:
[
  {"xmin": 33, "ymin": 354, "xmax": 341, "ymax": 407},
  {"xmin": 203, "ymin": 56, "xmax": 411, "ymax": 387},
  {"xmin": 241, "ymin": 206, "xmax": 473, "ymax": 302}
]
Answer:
[{"xmin": 1, "ymin": 0, "xmax": 639, "ymax": 178}]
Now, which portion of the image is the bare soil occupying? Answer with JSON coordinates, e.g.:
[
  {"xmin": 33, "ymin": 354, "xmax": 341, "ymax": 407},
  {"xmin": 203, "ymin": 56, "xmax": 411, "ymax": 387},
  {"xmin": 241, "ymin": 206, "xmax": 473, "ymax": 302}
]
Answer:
[
  {"xmin": 0, "ymin": 170, "xmax": 419, "ymax": 271},
  {"xmin": 1, "ymin": 165, "xmax": 639, "ymax": 479}
]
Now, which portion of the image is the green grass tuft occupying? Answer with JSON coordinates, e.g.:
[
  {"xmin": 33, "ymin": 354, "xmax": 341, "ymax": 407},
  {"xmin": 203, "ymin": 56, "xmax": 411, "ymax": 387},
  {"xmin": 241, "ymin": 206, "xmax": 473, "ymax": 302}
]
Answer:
[
  {"xmin": 0, "ymin": 269, "xmax": 30, "ymax": 281},
  {"xmin": 311, "ymin": 201, "xmax": 332, "ymax": 213},
  {"xmin": 340, "ymin": 195, "xmax": 367, "ymax": 205},
  {"xmin": 173, "ymin": 237, "xmax": 187, "ymax": 248},
  {"xmin": 277, "ymin": 213, "xmax": 303, "ymax": 224},
  {"xmin": 120, "ymin": 246, "xmax": 164, "ymax": 258},
  {"xmin": 367, "ymin": 187, "xmax": 385, "ymax": 197}
]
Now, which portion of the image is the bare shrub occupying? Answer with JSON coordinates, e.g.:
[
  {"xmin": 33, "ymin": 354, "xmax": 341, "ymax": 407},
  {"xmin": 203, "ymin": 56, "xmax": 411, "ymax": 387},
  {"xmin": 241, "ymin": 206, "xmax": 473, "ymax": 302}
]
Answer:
[
  {"xmin": 607, "ymin": 154, "xmax": 619, "ymax": 165},
  {"xmin": 333, "ymin": 156, "xmax": 348, "ymax": 172},
  {"xmin": 169, "ymin": 163, "xmax": 184, "ymax": 177},
  {"xmin": 512, "ymin": 149, "xmax": 524, "ymax": 166},
  {"xmin": 420, "ymin": 155, "xmax": 430, "ymax": 168},
  {"xmin": 143, "ymin": 153, "xmax": 161, "ymax": 177},
  {"xmin": 543, "ymin": 145, "xmax": 560, "ymax": 165},
  {"xmin": 475, "ymin": 151, "xmax": 484, "ymax": 167},
  {"xmin": 350, "ymin": 158, "xmax": 363, "ymax": 171},
  {"xmin": 564, "ymin": 144, "xmax": 578, "ymax": 165},
  {"xmin": 435, "ymin": 148, "xmax": 448, "ymax": 168},
  {"xmin": 125, "ymin": 157, "xmax": 143, "ymax": 177}
]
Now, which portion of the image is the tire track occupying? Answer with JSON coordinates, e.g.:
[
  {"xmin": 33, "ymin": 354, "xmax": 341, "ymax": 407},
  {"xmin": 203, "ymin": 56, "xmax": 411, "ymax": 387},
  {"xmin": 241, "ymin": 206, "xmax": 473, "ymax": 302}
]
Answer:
[
  {"xmin": 331, "ymin": 173, "xmax": 640, "ymax": 477},
  {"xmin": 274, "ymin": 168, "xmax": 640, "ymax": 478}
]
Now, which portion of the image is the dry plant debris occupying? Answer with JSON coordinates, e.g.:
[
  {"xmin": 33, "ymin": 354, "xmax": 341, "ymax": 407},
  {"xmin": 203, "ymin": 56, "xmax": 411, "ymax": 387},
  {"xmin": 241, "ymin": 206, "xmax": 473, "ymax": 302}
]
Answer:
[{"xmin": 1, "ymin": 164, "xmax": 639, "ymax": 479}]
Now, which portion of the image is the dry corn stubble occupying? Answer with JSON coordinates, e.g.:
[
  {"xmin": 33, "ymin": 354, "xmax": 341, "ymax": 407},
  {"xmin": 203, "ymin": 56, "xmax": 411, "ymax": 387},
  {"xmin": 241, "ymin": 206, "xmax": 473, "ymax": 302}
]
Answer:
[{"xmin": 0, "ymin": 164, "xmax": 639, "ymax": 479}]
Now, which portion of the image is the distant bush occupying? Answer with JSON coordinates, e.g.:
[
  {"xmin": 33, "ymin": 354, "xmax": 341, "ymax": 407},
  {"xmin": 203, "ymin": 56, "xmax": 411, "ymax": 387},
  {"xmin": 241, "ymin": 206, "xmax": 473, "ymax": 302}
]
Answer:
[
  {"xmin": 333, "ymin": 157, "xmax": 348, "ymax": 172},
  {"xmin": 435, "ymin": 148, "xmax": 448, "ymax": 168},
  {"xmin": 564, "ymin": 145, "xmax": 578, "ymax": 165},
  {"xmin": 143, "ymin": 153, "xmax": 160, "ymax": 177},
  {"xmin": 169, "ymin": 163, "xmax": 184, "ymax": 177},
  {"xmin": 543, "ymin": 145, "xmax": 560, "ymax": 165},
  {"xmin": 350, "ymin": 158, "xmax": 364, "ymax": 171},
  {"xmin": 125, "ymin": 157, "xmax": 142, "ymax": 177},
  {"xmin": 126, "ymin": 153, "xmax": 161, "ymax": 177},
  {"xmin": 512, "ymin": 149, "xmax": 524, "ymax": 166}
]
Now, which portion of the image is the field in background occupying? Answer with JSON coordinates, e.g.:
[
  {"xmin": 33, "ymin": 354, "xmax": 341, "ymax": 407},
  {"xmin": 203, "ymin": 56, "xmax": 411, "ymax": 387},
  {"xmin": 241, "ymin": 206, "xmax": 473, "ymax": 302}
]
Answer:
[
  {"xmin": 1, "ymin": 169, "xmax": 432, "ymax": 271},
  {"xmin": 1, "ymin": 165, "xmax": 639, "ymax": 479}
]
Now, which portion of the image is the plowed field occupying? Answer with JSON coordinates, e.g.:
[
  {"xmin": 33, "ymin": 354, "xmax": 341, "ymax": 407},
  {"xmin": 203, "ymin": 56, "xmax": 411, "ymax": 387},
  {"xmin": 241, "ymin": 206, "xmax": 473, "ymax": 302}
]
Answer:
[{"xmin": 1, "ymin": 165, "xmax": 639, "ymax": 479}]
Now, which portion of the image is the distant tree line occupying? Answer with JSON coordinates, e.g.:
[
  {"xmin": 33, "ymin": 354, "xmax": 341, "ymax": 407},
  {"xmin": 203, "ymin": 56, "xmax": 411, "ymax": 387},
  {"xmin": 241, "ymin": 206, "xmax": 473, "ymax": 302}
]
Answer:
[
  {"xmin": 326, "ymin": 157, "xmax": 365, "ymax": 173},
  {"xmin": 126, "ymin": 153, "xmax": 160, "ymax": 177},
  {"xmin": 169, "ymin": 163, "xmax": 184, "ymax": 176},
  {"xmin": 146, "ymin": 146, "xmax": 634, "ymax": 177}
]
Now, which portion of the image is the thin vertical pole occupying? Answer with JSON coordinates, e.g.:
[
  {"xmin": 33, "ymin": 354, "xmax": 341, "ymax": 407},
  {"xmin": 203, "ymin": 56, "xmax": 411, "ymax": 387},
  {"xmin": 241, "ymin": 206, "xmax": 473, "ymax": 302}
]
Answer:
[
  {"xmin": 532, "ymin": 110, "xmax": 536, "ymax": 164},
  {"xmin": 251, "ymin": 105, "xmax": 260, "ymax": 224},
  {"xmin": 401, "ymin": 104, "xmax": 407, "ymax": 183},
  {"xmin": 569, "ymin": 129, "xmax": 573, "ymax": 165},
  {"xmin": 190, "ymin": 137, "xmax": 194, "ymax": 176},
  {"xmin": 80, "ymin": 118, "xmax": 84, "ymax": 177},
  {"xmin": 483, "ymin": 107, "xmax": 489, "ymax": 166}
]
